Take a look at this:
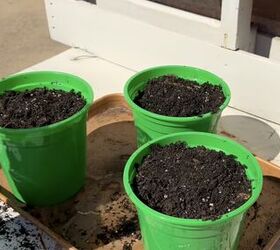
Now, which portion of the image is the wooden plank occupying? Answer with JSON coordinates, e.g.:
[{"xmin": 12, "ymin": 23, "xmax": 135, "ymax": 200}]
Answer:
[
  {"xmin": 87, "ymin": 93, "xmax": 133, "ymax": 133},
  {"xmin": 221, "ymin": 0, "xmax": 253, "ymax": 50},
  {"xmin": 0, "ymin": 169, "xmax": 11, "ymax": 193},
  {"xmin": 97, "ymin": 0, "xmax": 221, "ymax": 46},
  {"xmin": 264, "ymin": 228, "xmax": 280, "ymax": 250},
  {"xmin": 256, "ymin": 157, "xmax": 280, "ymax": 179}
]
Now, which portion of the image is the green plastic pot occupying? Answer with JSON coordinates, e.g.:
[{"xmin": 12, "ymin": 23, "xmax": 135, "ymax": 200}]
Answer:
[
  {"xmin": 124, "ymin": 65, "xmax": 231, "ymax": 147},
  {"xmin": 0, "ymin": 71, "xmax": 93, "ymax": 206},
  {"xmin": 124, "ymin": 132, "xmax": 263, "ymax": 250}
]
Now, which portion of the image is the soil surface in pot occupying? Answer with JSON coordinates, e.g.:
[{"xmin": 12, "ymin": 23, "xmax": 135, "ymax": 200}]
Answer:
[
  {"xmin": 0, "ymin": 88, "xmax": 86, "ymax": 128},
  {"xmin": 133, "ymin": 142, "xmax": 252, "ymax": 220},
  {"xmin": 134, "ymin": 75, "xmax": 225, "ymax": 117}
]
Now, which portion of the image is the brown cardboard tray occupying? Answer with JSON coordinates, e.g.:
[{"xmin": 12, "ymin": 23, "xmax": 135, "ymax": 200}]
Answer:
[{"xmin": 0, "ymin": 93, "xmax": 280, "ymax": 250}]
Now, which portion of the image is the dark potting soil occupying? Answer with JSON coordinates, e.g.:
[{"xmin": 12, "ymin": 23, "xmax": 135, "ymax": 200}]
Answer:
[
  {"xmin": 134, "ymin": 75, "xmax": 225, "ymax": 117},
  {"xmin": 123, "ymin": 241, "xmax": 133, "ymax": 250},
  {"xmin": 0, "ymin": 88, "xmax": 86, "ymax": 129},
  {"xmin": 96, "ymin": 216, "xmax": 139, "ymax": 245},
  {"xmin": 83, "ymin": 0, "xmax": 96, "ymax": 3},
  {"xmin": 133, "ymin": 142, "xmax": 252, "ymax": 220},
  {"xmin": 0, "ymin": 201, "xmax": 48, "ymax": 249},
  {"xmin": 96, "ymin": 193, "xmax": 141, "ymax": 247}
]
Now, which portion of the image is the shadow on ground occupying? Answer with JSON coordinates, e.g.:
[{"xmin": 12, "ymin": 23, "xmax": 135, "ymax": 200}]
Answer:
[{"xmin": 218, "ymin": 115, "xmax": 280, "ymax": 161}]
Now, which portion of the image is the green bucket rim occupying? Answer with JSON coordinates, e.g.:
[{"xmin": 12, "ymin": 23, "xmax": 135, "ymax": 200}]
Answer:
[
  {"xmin": 124, "ymin": 65, "xmax": 231, "ymax": 121},
  {"xmin": 123, "ymin": 132, "xmax": 263, "ymax": 226},
  {"xmin": 0, "ymin": 71, "xmax": 94, "ymax": 133}
]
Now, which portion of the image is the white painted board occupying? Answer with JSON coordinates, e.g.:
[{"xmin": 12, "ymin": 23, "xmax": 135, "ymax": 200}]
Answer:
[
  {"xmin": 45, "ymin": 0, "xmax": 280, "ymax": 124},
  {"xmin": 22, "ymin": 49, "xmax": 134, "ymax": 99},
  {"xmin": 97, "ymin": 0, "xmax": 221, "ymax": 45}
]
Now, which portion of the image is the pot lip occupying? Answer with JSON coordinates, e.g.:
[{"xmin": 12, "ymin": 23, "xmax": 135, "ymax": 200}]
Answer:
[
  {"xmin": 123, "ymin": 131, "xmax": 263, "ymax": 227},
  {"xmin": 0, "ymin": 71, "xmax": 94, "ymax": 133},
  {"xmin": 124, "ymin": 65, "xmax": 231, "ymax": 121}
]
